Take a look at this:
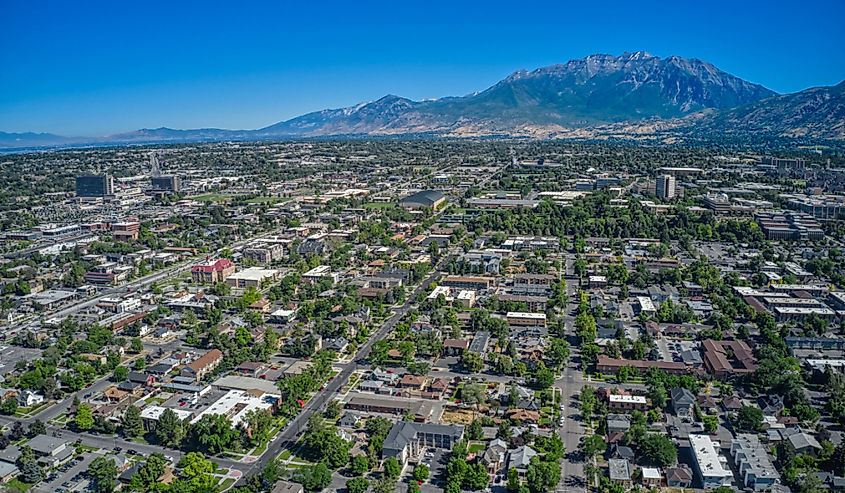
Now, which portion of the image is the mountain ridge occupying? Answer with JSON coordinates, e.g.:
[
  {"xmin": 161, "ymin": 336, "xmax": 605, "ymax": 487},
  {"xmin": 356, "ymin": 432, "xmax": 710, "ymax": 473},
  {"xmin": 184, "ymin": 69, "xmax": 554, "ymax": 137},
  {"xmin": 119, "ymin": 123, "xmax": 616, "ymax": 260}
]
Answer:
[{"xmin": 3, "ymin": 53, "xmax": 843, "ymax": 149}]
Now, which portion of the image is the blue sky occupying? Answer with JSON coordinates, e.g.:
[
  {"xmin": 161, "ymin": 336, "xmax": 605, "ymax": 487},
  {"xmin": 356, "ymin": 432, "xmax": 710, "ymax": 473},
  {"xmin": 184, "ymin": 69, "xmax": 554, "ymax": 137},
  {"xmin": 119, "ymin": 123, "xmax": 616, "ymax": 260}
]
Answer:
[{"xmin": 2, "ymin": 0, "xmax": 844, "ymax": 135}]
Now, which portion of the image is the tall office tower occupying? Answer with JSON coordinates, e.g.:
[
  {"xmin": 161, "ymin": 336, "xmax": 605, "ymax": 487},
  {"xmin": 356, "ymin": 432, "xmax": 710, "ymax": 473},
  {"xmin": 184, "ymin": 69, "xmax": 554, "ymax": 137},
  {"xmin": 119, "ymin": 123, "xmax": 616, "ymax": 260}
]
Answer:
[
  {"xmin": 151, "ymin": 175, "xmax": 181, "ymax": 193},
  {"xmin": 655, "ymin": 174, "xmax": 676, "ymax": 200},
  {"xmin": 76, "ymin": 175, "xmax": 114, "ymax": 197}
]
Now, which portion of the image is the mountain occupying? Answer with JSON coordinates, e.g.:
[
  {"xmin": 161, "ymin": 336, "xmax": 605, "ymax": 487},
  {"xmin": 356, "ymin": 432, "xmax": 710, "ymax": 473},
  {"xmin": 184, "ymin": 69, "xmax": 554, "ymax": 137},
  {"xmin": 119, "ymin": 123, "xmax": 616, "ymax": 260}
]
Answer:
[
  {"xmin": 3, "ymin": 52, "xmax": 843, "ymax": 149},
  {"xmin": 259, "ymin": 51, "xmax": 778, "ymax": 137},
  {"xmin": 0, "ymin": 131, "xmax": 75, "ymax": 148},
  {"xmin": 259, "ymin": 95, "xmax": 422, "ymax": 136},
  {"xmin": 687, "ymin": 80, "xmax": 845, "ymax": 140}
]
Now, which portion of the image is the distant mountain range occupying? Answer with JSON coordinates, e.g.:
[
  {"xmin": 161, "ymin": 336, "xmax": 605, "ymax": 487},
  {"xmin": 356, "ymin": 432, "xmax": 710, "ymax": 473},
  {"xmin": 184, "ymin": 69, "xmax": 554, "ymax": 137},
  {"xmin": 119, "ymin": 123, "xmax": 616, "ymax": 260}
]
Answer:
[{"xmin": 3, "ymin": 52, "xmax": 844, "ymax": 149}]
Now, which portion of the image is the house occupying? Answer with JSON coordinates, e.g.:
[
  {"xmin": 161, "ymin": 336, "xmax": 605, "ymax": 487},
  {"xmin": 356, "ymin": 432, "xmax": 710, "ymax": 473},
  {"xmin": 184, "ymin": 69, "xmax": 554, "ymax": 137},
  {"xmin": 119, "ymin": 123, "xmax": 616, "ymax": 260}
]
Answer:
[
  {"xmin": 271, "ymin": 480, "xmax": 305, "ymax": 493},
  {"xmin": 787, "ymin": 431, "xmax": 822, "ymax": 456},
  {"xmin": 758, "ymin": 395, "xmax": 785, "ymax": 416},
  {"xmin": 481, "ymin": 438, "xmax": 508, "ymax": 476},
  {"xmin": 0, "ymin": 461, "xmax": 19, "ymax": 483},
  {"xmin": 399, "ymin": 374, "xmax": 426, "ymax": 390},
  {"xmin": 17, "ymin": 390, "xmax": 44, "ymax": 407},
  {"xmin": 608, "ymin": 444, "xmax": 635, "ymax": 462},
  {"xmin": 235, "ymin": 361, "xmax": 267, "ymax": 378},
  {"xmin": 28, "ymin": 434, "xmax": 73, "ymax": 467},
  {"xmin": 381, "ymin": 421, "xmax": 465, "ymax": 466},
  {"xmin": 670, "ymin": 387, "xmax": 696, "ymax": 419},
  {"xmin": 507, "ymin": 446, "xmax": 538, "ymax": 478},
  {"xmin": 641, "ymin": 467, "xmax": 662, "ymax": 487},
  {"xmin": 337, "ymin": 412, "xmax": 359, "ymax": 429},
  {"xmin": 609, "ymin": 459, "xmax": 632, "ymax": 487},
  {"xmin": 606, "ymin": 414, "xmax": 632, "ymax": 433},
  {"xmin": 665, "ymin": 466, "xmax": 693, "ymax": 488},
  {"xmin": 181, "ymin": 348, "xmax": 224, "ymax": 380},
  {"xmin": 442, "ymin": 339, "xmax": 470, "ymax": 356}
]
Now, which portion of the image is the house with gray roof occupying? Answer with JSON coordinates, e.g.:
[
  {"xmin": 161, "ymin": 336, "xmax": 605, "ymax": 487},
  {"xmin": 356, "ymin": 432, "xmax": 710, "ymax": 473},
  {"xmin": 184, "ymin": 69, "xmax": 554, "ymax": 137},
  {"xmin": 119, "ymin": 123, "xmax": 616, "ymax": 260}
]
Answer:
[
  {"xmin": 507, "ymin": 445, "xmax": 538, "ymax": 478},
  {"xmin": 670, "ymin": 387, "xmax": 696, "ymax": 418},
  {"xmin": 609, "ymin": 458, "xmax": 632, "ymax": 486}
]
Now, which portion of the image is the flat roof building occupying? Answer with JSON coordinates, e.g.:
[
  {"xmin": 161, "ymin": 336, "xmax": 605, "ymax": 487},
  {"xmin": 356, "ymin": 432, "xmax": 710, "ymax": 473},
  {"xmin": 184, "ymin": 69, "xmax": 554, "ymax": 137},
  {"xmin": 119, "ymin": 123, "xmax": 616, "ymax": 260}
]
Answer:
[{"xmin": 689, "ymin": 434, "xmax": 733, "ymax": 489}]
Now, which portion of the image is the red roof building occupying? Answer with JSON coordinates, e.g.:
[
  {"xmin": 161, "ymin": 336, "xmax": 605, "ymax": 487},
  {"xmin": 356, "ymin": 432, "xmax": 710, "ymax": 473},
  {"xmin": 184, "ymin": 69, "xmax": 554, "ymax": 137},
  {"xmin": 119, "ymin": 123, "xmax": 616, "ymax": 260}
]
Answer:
[{"xmin": 191, "ymin": 258, "xmax": 235, "ymax": 284}]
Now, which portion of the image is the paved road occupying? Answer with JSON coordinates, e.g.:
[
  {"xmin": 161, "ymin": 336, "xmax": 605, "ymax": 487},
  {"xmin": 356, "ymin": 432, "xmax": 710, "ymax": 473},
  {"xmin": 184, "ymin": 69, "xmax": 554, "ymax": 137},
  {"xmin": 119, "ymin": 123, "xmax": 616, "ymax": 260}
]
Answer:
[{"xmin": 237, "ymin": 255, "xmax": 452, "ymax": 483}]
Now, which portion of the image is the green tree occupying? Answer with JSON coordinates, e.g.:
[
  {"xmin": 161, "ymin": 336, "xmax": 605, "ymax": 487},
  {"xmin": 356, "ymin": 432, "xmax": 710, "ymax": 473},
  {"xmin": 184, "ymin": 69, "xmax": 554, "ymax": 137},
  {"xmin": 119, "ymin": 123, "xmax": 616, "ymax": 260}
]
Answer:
[
  {"xmin": 75, "ymin": 402, "xmax": 95, "ymax": 431},
  {"xmin": 0, "ymin": 397, "xmax": 18, "ymax": 416},
  {"xmin": 413, "ymin": 463, "xmax": 430, "ymax": 482},
  {"xmin": 507, "ymin": 467, "xmax": 521, "ymax": 492},
  {"xmin": 638, "ymin": 433, "xmax": 678, "ymax": 467},
  {"xmin": 177, "ymin": 452, "xmax": 218, "ymax": 493},
  {"xmin": 461, "ymin": 351, "xmax": 484, "ymax": 373},
  {"xmin": 189, "ymin": 414, "xmax": 238, "ymax": 455},
  {"xmin": 88, "ymin": 457, "xmax": 118, "ymax": 493},
  {"xmin": 525, "ymin": 457, "xmax": 560, "ymax": 493},
  {"xmin": 122, "ymin": 405, "xmax": 144, "ymax": 438},
  {"xmin": 155, "ymin": 408, "xmax": 186, "ymax": 448},
  {"xmin": 27, "ymin": 419, "xmax": 46, "ymax": 437},
  {"xmin": 736, "ymin": 406, "xmax": 764, "ymax": 432},
  {"xmin": 130, "ymin": 453, "xmax": 167, "ymax": 491},
  {"xmin": 383, "ymin": 456, "xmax": 401, "ymax": 480},
  {"xmin": 296, "ymin": 462, "xmax": 332, "ymax": 492},
  {"xmin": 112, "ymin": 365, "xmax": 129, "ymax": 382},
  {"xmin": 346, "ymin": 477, "xmax": 369, "ymax": 493},
  {"xmin": 350, "ymin": 455, "xmax": 369, "ymax": 475}
]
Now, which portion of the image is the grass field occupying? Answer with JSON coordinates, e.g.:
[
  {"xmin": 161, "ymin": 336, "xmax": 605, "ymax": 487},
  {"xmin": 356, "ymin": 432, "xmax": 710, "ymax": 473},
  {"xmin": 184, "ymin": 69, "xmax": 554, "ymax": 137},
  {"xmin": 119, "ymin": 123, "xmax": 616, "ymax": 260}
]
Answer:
[
  {"xmin": 191, "ymin": 192, "xmax": 233, "ymax": 203},
  {"xmin": 244, "ymin": 196, "xmax": 291, "ymax": 205},
  {"xmin": 363, "ymin": 202, "xmax": 395, "ymax": 209}
]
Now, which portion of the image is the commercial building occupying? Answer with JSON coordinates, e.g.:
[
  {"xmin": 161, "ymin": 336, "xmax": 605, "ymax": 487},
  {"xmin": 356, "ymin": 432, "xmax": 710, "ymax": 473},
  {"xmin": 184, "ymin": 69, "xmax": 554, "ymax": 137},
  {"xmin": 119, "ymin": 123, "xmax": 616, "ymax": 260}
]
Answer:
[
  {"xmin": 689, "ymin": 434, "xmax": 733, "ymax": 489},
  {"xmin": 112, "ymin": 221, "xmax": 141, "ymax": 241},
  {"xmin": 244, "ymin": 242, "xmax": 285, "ymax": 264},
  {"xmin": 225, "ymin": 267, "xmax": 280, "ymax": 289},
  {"xmin": 382, "ymin": 421, "xmax": 465, "ymax": 466},
  {"xmin": 191, "ymin": 258, "xmax": 236, "ymax": 284},
  {"xmin": 756, "ymin": 211, "xmax": 825, "ymax": 241},
  {"xmin": 151, "ymin": 175, "xmax": 181, "ymax": 193},
  {"xmin": 506, "ymin": 311, "xmax": 547, "ymax": 328},
  {"xmin": 595, "ymin": 355, "xmax": 688, "ymax": 375},
  {"xmin": 656, "ymin": 174, "xmax": 677, "ymax": 200},
  {"xmin": 302, "ymin": 265, "xmax": 338, "ymax": 284},
  {"xmin": 76, "ymin": 175, "xmax": 114, "ymax": 198},
  {"xmin": 441, "ymin": 275, "xmax": 493, "ymax": 291},
  {"xmin": 399, "ymin": 190, "xmax": 446, "ymax": 209},
  {"xmin": 191, "ymin": 389, "xmax": 280, "ymax": 428},
  {"xmin": 139, "ymin": 405, "xmax": 194, "ymax": 431}
]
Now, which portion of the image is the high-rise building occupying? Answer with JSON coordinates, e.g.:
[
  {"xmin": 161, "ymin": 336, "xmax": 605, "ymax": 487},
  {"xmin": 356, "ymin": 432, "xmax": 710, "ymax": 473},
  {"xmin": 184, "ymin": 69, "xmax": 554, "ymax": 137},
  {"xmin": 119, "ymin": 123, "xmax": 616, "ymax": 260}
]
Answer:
[
  {"xmin": 76, "ymin": 175, "xmax": 114, "ymax": 198},
  {"xmin": 655, "ymin": 174, "xmax": 676, "ymax": 201},
  {"xmin": 151, "ymin": 175, "xmax": 181, "ymax": 193}
]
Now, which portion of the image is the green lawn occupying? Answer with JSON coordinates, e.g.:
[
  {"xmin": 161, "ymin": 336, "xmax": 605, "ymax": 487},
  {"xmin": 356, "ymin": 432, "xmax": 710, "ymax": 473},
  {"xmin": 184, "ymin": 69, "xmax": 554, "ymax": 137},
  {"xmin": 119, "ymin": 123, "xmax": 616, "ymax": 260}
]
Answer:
[
  {"xmin": 219, "ymin": 477, "xmax": 236, "ymax": 490},
  {"xmin": 363, "ymin": 202, "xmax": 395, "ymax": 209},
  {"xmin": 191, "ymin": 192, "xmax": 233, "ymax": 203},
  {"xmin": 4, "ymin": 478, "xmax": 31, "ymax": 493},
  {"xmin": 245, "ymin": 196, "xmax": 290, "ymax": 205},
  {"xmin": 468, "ymin": 442, "xmax": 485, "ymax": 454}
]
